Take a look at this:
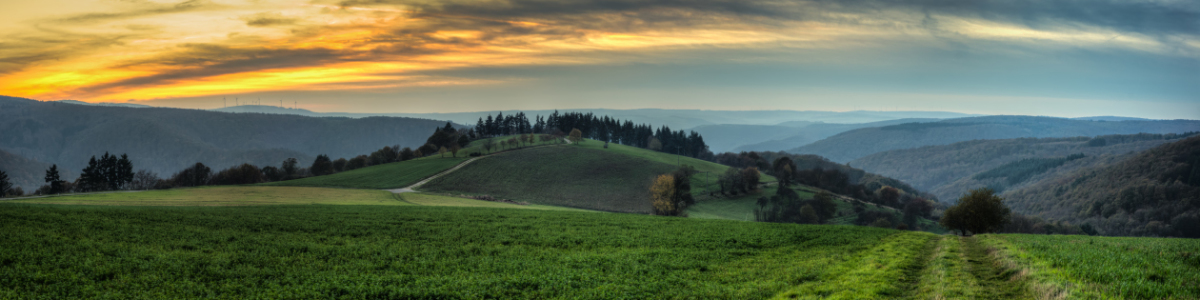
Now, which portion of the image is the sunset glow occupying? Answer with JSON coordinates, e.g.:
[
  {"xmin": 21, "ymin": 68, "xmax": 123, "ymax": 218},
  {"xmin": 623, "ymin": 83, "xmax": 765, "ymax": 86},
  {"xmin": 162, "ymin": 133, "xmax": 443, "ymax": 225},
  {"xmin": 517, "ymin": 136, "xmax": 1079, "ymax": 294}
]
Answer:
[{"xmin": 0, "ymin": 0, "xmax": 1195, "ymax": 117}]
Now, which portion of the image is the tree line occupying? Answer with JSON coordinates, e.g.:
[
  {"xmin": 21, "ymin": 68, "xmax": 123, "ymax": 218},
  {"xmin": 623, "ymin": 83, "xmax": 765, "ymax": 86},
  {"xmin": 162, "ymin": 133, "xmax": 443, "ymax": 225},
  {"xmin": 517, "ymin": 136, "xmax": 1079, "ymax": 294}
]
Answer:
[
  {"xmin": 12, "ymin": 124, "xmax": 479, "ymax": 196},
  {"xmin": 474, "ymin": 111, "xmax": 712, "ymax": 159}
]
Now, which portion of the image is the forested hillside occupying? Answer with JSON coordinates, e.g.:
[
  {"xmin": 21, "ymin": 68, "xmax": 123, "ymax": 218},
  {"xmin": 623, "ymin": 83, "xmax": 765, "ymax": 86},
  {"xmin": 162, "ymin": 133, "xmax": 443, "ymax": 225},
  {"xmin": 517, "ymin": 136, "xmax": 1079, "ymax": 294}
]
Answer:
[
  {"xmin": 0, "ymin": 96, "xmax": 451, "ymax": 187},
  {"xmin": 851, "ymin": 133, "xmax": 1194, "ymax": 201},
  {"xmin": 0, "ymin": 149, "xmax": 59, "ymax": 192},
  {"xmin": 1003, "ymin": 135, "xmax": 1200, "ymax": 238},
  {"xmin": 791, "ymin": 116, "xmax": 1200, "ymax": 163}
]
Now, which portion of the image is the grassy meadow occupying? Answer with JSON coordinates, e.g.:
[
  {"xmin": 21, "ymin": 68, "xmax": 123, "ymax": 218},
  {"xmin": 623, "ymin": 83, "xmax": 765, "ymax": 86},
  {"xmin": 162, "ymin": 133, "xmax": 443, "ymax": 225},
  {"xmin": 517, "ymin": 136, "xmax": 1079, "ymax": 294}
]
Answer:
[
  {"xmin": 2, "ymin": 193, "xmax": 1196, "ymax": 299},
  {"xmin": 0, "ymin": 204, "xmax": 931, "ymax": 299},
  {"xmin": 262, "ymin": 157, "xmax": 467, "ymax": 189}
]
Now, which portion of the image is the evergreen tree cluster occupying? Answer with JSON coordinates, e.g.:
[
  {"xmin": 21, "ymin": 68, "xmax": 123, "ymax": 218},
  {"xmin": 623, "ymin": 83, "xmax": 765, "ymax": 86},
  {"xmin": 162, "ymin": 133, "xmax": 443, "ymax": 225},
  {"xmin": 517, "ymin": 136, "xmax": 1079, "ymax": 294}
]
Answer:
[
  {"xmin": 78, "ymin": 153, "xmax": 134, "ymax": 192},
  {"xmin": 474, "ymin": 111, "xmax": 712, "ymax": 159}
]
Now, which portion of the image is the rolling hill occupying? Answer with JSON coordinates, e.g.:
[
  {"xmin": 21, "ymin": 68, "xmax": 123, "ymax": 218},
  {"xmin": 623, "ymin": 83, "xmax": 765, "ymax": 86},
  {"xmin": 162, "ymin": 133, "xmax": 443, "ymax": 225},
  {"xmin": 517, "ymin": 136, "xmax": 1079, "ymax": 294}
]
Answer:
[
  {"xmin": 790, "ymin": 116, "xmax": 1200, "ymax": 163},
  {"xmin": 850, "ymin": 133, "xmax": 1195, "ymax": 201},
  {"xmin": 0, "ymin": 96, "xmax": 455, "ymax": 186},
  {"xmin": 1001, "ymin": 135, "xmax": 1200, "ymax": 238},
  {"xmin": 416, "ymin": 138, "xmax": 765, "ymax": 213}
]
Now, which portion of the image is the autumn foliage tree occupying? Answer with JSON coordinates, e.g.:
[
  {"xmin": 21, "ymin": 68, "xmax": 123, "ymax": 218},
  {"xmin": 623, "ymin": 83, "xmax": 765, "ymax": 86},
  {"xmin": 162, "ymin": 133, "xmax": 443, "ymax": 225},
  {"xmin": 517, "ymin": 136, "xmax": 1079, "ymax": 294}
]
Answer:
[
  {"xmin": 650, "ymin": 174, "xmax": 680, "ymax": 216},
  {"xmin": 568, "ymin": 128, "xmax": 583, "ymax": 143}
]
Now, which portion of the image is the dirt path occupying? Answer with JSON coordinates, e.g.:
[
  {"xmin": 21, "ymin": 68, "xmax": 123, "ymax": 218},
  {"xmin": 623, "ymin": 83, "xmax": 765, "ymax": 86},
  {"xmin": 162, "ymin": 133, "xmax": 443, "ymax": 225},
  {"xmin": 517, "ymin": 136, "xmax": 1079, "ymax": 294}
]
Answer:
[{"xmin": 386, "ymin": 156, "xmax": 483, "ymax": 194}]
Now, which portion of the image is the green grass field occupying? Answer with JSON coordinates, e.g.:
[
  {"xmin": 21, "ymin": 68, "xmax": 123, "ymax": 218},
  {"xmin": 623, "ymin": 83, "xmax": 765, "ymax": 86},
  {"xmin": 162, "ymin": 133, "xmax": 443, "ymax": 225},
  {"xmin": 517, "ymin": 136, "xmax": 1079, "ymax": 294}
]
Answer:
[
  {"xmin": 1, "ymin": 198, "xmax": 1193, "ymax": 299},
  {"xmin": 421, "ymin": 146, "xmax": 678, "ymax": 213},
  {"xmin": 979, "ymin": 234, "xmax": 1200, "ymax": 299},
  {"xmin": 262, "ymin": 157, "xmax": 467, "ymax": 189},
  {"xmin": 0, "ymin": 204, "xmax": 930, "ymax": 299}
]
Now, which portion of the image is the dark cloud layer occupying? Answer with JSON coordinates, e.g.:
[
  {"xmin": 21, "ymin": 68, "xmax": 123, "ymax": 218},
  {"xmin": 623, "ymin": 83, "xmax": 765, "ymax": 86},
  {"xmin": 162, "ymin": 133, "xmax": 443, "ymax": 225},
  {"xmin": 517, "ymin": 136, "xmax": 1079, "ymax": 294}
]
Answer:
[{"xmin": 339, "ymin": 0, "xmax": 1198, "ymax": 36}]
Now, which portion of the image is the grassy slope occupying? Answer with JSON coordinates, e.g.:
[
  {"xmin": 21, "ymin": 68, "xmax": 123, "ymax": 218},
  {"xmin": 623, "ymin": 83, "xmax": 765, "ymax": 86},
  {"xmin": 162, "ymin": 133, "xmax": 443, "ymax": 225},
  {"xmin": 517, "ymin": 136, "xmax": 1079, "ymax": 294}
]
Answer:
[
  {"xmin": 0, "ymin": 204, "xmax": 931, "ymax": 299},
  {"xmin": 420, "ymin": 146, "xmax": 678, "ymax": 213},
  {"xmin": 572, "ymin": 139, "xmax": 776, "ymax": 192},
  {"xmin": 4, "ymin": 186, "xmax": 585, "ymax": 212},
  {"xmin": 396, "ymin": 193, "xmax": 591, "ymax": 212},
  {"xmin": 262, "ymin": 157, "xmax": 467, "ymax": 189},
  {"xmin": 3, "ymin": 186, "xmax": 407, "ymax": 206}
]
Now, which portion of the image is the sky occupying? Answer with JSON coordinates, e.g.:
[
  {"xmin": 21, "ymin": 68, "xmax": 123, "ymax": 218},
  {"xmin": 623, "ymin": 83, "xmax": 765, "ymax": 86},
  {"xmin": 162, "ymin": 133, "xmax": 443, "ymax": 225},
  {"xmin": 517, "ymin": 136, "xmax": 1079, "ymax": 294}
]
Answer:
[{"xmin": 0, "ymin": 0, "xmax": 1197, "ymax": 119}]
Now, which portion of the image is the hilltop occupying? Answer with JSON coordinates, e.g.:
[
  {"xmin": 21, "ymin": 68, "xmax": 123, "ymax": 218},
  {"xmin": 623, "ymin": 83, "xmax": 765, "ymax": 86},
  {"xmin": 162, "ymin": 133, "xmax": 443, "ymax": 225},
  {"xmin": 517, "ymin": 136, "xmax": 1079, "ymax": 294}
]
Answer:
[{"xmin": 789, "ymin": 115, "xmax": 1200, "ymax": 163}]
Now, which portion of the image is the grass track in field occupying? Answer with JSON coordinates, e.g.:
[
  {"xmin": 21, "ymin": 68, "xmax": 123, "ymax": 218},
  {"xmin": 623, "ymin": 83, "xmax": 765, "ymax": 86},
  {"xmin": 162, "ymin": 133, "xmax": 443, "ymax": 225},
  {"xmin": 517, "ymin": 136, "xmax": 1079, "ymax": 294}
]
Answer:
[
  {"xmin": 979, "ymin": 234, "xmax": 1200, "ymax": 299},
  {"xmin": 0, "ymin": 205, "xmax": 916, "ymax": 299},
  {"xmin": 420, "ymin": 146, "xmax": 679, "ymax": 213},
  {"xmin": 1, "ymin": 186, "xmax": 407, "ymax": 206},
  {"xmin": 913, "ymin": 236, "xmax": 977, "ymax": 299},
  {"xmin": 962, "ymin": 236, "xmax": 1028, "ymax": 299},
  {"xmin": 262, "ymin": 157, "xmax": 467, "ymax": 189},
  {"xmin": 772, "ymin": 231, "xmax": 938, "ymax": 299}
]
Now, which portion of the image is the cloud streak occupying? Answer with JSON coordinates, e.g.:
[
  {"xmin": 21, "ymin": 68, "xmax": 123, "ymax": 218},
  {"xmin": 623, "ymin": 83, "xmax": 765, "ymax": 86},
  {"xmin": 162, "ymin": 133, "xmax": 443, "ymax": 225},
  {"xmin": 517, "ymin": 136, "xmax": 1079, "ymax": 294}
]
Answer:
[{"xmin": 0, "ymin": 0, "xmax": 1194, "ymax": 107}]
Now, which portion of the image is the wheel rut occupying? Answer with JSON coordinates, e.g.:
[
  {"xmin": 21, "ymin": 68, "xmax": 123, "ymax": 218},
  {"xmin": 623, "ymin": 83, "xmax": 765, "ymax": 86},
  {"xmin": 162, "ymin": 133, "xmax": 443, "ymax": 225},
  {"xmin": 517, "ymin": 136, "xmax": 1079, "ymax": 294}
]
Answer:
[{"xmin": 960, "ymin": 236, "xmax": 1028, "ymax": 299}]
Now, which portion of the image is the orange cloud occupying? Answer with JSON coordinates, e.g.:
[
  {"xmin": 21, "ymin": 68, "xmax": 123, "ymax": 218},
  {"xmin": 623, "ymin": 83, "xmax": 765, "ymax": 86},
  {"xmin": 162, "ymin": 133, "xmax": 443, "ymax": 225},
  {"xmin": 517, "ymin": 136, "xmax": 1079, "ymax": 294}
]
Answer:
[{"xmin": 0, "ymin": 0, "xmax": 1192, "ymax": 103}]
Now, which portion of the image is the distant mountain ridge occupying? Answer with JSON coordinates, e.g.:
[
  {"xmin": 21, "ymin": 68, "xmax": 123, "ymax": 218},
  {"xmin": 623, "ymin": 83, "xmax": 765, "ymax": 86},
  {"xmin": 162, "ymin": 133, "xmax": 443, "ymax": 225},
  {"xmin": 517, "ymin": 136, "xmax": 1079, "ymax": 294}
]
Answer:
[
  {"xmin": 0, "ymin": 96, "xmax": 455, "ymax": 188},
  {"xmin": 790, "ymin": 116, "xmax": 1200, "ymax": 163},
  {"xmin": 726, "ymin": 118, "xmax": 943, "ymax": 153},
  {"xmin": 212, "ymin": 105, "xmax": 979, "ymax": 131}
]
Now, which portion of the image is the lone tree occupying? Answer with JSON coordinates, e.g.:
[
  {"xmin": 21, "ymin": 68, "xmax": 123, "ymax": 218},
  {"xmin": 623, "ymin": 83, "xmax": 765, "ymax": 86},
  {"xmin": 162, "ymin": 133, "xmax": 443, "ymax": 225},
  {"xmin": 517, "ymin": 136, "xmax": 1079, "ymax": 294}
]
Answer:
[
  {"xmin": 568, "ymin": 128, "xmax": 583, "ymax": 143},
  {"xmin": 650, "ymin": 174, "xmax": 684, "ymax": 216},
  {"xmin": 438, "ymin": 146, "xmax": 448, "ymax": 158},
  {"xmin": 940, "ymin": 188, "xmax": 1011, "ymax": 236}
]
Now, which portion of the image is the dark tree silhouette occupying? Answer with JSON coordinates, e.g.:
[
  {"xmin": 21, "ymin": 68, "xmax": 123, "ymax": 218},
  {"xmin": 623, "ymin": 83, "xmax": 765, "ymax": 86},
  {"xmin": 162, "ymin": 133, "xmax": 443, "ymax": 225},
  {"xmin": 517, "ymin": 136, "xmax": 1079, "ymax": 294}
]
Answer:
[
  {"xmin": 0, "ymin": 169, "xmax": 11, "ymax": 197},
  {"xmin": 310, "ymin": 154, "xmax": 334, "ymax": 176},
  {"xmin": 44, "ymin": 165, "xmax": 65, "ymax": 194},
  {"xmin": 941, "ymin": 188, "xmax": 1011, "ymax": 236}
]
